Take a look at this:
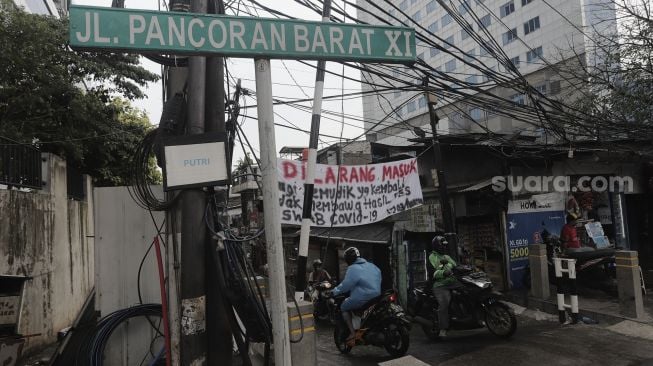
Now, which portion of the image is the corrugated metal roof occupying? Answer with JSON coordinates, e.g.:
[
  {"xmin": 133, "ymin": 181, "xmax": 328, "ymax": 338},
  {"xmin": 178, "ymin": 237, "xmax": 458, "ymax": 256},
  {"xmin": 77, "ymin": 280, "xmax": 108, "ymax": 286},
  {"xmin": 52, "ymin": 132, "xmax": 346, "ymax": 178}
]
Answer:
[
  {"xmin": 458, "ymin": 178, "xmax": 495, "ymax": 192},
  {"xmin": 307, "ymin": 223, "xmax": 393, "ymax": 244}
]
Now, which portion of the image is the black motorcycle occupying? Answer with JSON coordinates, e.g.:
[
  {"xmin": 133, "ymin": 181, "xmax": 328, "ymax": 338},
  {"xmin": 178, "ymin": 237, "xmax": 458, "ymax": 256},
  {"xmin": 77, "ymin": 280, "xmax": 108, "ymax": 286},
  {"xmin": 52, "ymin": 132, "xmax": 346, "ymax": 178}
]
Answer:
[
  {"xmin": 530, "ymin": 234, "xmax": 618, "ymax": 296},
  {"xmin": 408, "ymin": 267, "xmax": 517, "ymax": 340},
  {"xmin": 307, "ymin": 280, "xmax": 337, "ymax": 324},
  {"xmin": 331, "ymin": 290, "xmax": 411, "ymax": 357}
]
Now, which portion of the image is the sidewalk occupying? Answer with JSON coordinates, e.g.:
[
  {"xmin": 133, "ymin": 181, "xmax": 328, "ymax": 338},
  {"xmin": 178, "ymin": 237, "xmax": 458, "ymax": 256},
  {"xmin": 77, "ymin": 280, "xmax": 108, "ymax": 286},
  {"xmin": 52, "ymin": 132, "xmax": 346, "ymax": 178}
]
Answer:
[{"xmin": 505, "ymin": 288, "xmax": 653, "ymax": 325}]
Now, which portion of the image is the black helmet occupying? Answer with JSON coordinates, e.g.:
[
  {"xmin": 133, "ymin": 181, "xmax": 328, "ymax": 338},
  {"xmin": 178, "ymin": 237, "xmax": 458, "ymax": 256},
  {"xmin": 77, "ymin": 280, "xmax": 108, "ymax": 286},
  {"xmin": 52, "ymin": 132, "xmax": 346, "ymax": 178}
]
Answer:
[
  {"xmin": 343, "ymin": 247, "xmax": 360, "ymax": 265},
  {"xmin": 312, "ymin": 259, "xmax": 322, "ymax": 269},
  {"xmin": 431, "ymin": 235, "xmax": 448, "ymax": 253}
]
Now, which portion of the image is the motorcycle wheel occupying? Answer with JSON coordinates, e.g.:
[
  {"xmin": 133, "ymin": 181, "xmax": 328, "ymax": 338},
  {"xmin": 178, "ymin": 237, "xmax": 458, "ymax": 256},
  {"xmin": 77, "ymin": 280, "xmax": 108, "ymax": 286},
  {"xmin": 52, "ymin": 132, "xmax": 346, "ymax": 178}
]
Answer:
[
  {"xmin": 333, "ymin": 324, "xmax": 352, "ymax": 354},
  {"xmin": 485, "ymin": 302, "xmax": 517, "ymax": 338},
  {"xmin": 383, "ymin": 321, "xmax": 410, "ymax": 357}
]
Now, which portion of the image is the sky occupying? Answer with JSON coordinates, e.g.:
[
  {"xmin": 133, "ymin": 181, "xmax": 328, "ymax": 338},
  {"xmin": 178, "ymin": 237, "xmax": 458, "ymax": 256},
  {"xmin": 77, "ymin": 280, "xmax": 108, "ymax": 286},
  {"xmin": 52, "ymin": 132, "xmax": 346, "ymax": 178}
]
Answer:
[{"xmin": 70, "ymin": 0, "xmax": 366, "ymax": 167}]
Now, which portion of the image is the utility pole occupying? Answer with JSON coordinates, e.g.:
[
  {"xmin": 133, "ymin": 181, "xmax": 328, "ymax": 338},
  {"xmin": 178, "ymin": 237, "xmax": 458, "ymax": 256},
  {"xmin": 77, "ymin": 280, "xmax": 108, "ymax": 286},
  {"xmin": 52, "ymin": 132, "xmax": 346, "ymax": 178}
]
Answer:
[
  {"xmin": 294, "ymin": 0, "xmax": 333, "ymax": 302},
  {"xmin": 180, "ymin": 0, "xmax": 208, "ymax": 364},
  {"xmin": 423, "ymin": 77, "xmax": 458, "ymax": 259},
  {"xmin": 255, "ymin": 58, "xmax": 292, "ymax": 366},
  {"xmin": 204, "ymin": 0, "xmax": 232, "ymax": 364}
]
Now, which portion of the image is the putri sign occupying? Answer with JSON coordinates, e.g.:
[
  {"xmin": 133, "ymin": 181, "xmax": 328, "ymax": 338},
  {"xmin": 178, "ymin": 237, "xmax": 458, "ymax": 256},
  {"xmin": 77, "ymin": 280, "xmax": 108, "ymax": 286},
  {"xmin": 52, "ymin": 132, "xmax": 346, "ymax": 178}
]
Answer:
[{"xmin": 69, "ymin": 5, "xmax": 417, "ymax": 63}]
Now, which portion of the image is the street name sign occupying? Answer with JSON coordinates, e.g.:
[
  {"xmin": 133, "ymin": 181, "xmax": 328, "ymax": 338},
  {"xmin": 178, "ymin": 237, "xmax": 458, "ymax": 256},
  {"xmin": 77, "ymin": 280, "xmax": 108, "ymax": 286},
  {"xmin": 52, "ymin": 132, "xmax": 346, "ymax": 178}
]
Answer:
[{"xmin": 69, "ymin": 5, "xmax": 416, "ymax": 63}]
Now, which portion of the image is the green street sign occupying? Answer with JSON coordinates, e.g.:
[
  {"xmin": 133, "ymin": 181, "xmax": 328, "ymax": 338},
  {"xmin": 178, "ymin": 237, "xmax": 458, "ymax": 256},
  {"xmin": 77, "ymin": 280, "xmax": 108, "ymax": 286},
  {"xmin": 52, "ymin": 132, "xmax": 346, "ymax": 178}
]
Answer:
[{"xmin": 69, "ymin": 5, "xmax": 416, "ymax": 63}]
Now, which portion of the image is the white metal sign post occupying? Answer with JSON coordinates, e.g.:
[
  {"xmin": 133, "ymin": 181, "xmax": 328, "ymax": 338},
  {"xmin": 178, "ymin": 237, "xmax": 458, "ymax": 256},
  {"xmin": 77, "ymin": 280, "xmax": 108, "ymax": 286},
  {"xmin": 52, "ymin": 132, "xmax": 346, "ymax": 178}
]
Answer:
[{"xmin": 255, "ymin": 58, "xmax": 292, "ymax": 366}]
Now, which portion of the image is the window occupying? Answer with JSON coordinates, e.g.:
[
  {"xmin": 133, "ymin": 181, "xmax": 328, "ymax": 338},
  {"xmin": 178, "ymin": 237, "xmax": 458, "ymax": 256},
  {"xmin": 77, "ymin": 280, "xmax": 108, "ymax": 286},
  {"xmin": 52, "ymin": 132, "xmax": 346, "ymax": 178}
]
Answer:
[
  {"xmin": 465, "ymin": 75, "xmax": 478, "ymax": 84},
  {"xmin": 430, "ymin": 47, "xmax": 440, "ymax": 57},
  {"xmin": 534, "ymin": 83, "xmax": 547, "ymax": 94},
  {"xmin": 470, "ymin": 107, "xmax": 484, "ymax": 121},
  {"xmin": 444, "ymin": 35, "xmax": 454, "ymax": 49},
  {"xmin": 426, "ymin": 0, "xmax": 438, "ymax": 13},
  {"xmin": 511, "ymin": 93, "xmax": 526, "ymax": 105},
  {"xmin": 413, "ymin": 10, "xmax": 422, "ymax": 22},
  {"xmin": 459, "ymin": 0, "xmax": 471, "ymax": 14},
  {"xmin": 479, "ymin": 14, "xmax": 491, "ymax": 29},
  {"xmin": 500, "ymin": 1, "xmax": 515, "ymax": 17},
  {"xmin": 397, "ymin": 107, "xmax": 405, "ymax": 117},
  {"xmin": 526, "ymin": 46, "xmax": 543, "ymax": 62},
  {"xmin": 399, "ymin": 0, "xmax": 408, "ymax": 11},
  {"xmin": 428, "ymin": 21, "xmax": 439, "ymax": 33},
  {"xmin": 521, "ymin": 0, "xmax": 534, "ymax": 5},
  {"xmin": 411, "ymin": 0, "xmax": 418, "ymax": 4},
  {"xmin": 464, "ymin": 49, "xmax": 475, "ymax": 62},
  {"xmin": 461, "ymin": 25, "xmax": 473, "ymax": 40},
  {"xmin": 524, "ymin": 16, "xmax": 540, "ymax": 35},
  {"xmin": 418, "ymin": 95, "xmax": 427, "ymax": 109},
  {"xmin": 445, "ymin": 59, "xmax": 456, "ymax": 72},
  {"xmin": 502, "ymin": 28, "xmax": 518, "ymax": 45},
  {"xmin": 407, "ymin": 101, "xmax": 416, "ymax": 113},
  {"xmin": 550, "ymin": 80, "xmax": 561, "ymax": 94},
  {"xmin": 510, "ymin": 56, "xmax": 520, "ymax": 68},
  {"xmin": 482, "ymin": 66, "xmax": 496, "ymax": 82},
  {"xmin": 442, "ymin": 13, "xmax": 453, "ymax": 27},
  {"xmin": 479, "ymin": 42, "xmax": 491, "ymax": 56}
]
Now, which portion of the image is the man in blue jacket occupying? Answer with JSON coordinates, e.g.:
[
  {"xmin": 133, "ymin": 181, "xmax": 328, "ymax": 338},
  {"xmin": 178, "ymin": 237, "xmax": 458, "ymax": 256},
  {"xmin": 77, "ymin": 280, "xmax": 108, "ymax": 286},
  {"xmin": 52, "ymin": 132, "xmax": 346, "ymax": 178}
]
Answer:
[{"xmin": 331, "ymin": 247, "xmax": 381, "ymax": 341}]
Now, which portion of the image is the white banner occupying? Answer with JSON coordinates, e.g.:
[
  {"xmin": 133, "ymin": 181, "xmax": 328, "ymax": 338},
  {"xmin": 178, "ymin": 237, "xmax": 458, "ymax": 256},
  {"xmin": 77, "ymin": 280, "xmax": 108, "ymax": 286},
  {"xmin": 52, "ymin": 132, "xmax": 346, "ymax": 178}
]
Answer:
[{"xmin": 277, "ymin": 158, "xmax": 423, "ymax": 227}]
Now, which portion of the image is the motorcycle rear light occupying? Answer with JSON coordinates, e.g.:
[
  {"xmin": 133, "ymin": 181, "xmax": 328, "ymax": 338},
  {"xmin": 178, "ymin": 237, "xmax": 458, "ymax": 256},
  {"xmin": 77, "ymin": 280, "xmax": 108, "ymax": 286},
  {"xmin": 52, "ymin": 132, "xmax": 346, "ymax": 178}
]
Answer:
[{"xmin": 389, "ymin": 293, "xmax": 397, "ymax": 302}]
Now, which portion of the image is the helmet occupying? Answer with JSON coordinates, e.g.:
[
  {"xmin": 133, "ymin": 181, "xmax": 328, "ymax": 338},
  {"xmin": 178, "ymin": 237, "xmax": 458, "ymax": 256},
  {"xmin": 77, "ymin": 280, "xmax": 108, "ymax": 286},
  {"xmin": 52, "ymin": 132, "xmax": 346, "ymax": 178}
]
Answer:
[
  {"xmin": 312, "ymin": 259, "xmax": 322, "ymax": 269},
  {"xmin": 343, "ymin": 247, "xmax": 360, "ymax": 265},
  {"xmin": 431, "ymin": 235, "xmax": 448, "ymax": 253}
]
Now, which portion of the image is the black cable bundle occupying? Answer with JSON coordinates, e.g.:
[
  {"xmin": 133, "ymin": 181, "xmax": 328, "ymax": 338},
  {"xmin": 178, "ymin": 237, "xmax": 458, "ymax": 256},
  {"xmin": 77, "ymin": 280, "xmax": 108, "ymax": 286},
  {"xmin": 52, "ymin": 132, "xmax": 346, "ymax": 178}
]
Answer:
[
  {"xmin": 86, "ymin": 304, "xmax": 163, "ymax": 366},
  {"xmin": 128, "ymin": 129, "xmax": 180, "ymax": 211}
]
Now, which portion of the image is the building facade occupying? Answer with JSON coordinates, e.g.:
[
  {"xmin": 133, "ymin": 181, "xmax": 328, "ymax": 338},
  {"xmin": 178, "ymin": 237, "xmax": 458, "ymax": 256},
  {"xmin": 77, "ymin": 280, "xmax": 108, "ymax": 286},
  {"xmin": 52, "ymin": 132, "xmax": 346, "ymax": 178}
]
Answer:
[{"xmin": 357, "ymin": 0, "xmax": 617, "ymax": 145}]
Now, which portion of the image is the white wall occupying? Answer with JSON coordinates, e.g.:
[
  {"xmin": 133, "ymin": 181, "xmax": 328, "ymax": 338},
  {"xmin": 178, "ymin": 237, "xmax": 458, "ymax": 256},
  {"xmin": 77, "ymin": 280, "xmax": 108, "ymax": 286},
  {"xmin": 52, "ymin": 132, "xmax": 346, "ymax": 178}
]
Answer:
[{"xmin": 93, "ymin": 186, "xmax": 166, "ymax": 366}]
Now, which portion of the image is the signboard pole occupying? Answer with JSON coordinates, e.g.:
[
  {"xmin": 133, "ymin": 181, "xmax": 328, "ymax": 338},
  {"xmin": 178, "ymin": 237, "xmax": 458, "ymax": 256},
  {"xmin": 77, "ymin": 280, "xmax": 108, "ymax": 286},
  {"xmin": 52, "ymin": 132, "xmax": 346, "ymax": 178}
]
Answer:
[
  {"xmin": 180, "ymin": 0, "xmax": 208, "ymax": 364},
  {"xmin": 255, "ymin": 58, "xmax": 292, "ymax": 366},
  {"xmin": 295, "ymin": 0, "xmax": 332, "ymax": 303}
]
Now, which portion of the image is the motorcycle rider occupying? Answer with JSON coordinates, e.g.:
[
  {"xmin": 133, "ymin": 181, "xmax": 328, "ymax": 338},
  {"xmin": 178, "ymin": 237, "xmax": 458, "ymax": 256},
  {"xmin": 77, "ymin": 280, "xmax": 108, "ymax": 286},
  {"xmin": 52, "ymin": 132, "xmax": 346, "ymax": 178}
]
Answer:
[
  {"xmin": 331, "ymin": 247, "xmax": 381, "ymax": 343},
  {"xmin": 428, "ymin": 236, "xmax": 457, "ymax": 338},
  {"xmin": 309, "ymin": 259, "xmax": 331, "ymax": 283}
]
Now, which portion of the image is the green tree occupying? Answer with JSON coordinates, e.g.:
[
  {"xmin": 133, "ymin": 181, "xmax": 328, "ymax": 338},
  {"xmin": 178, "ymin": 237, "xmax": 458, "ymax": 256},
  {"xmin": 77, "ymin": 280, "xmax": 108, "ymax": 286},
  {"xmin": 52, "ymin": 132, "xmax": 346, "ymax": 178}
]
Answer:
[
  {"xmin": 564, "ymin": 0, "xmax": 653, "ymax": 134},
  {"xmin": 0, "ymin": 1, "xmax": 161, "ymax": 186}
]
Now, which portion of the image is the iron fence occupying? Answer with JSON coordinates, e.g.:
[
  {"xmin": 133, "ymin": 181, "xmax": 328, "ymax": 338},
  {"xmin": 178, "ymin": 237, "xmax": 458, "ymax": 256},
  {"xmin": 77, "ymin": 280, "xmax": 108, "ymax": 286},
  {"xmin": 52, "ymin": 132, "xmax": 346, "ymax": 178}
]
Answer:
[{"xmin": 0, "ymin": 137, "xmax": 42, "ymax": 189}]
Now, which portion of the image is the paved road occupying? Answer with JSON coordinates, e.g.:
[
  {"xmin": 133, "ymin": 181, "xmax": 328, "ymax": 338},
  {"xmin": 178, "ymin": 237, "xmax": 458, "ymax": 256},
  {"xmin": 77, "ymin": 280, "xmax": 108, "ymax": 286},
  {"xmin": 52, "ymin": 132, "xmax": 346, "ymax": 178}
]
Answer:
[{"xmin": 316, "ymin": 315, "xmax": 653, "ymax": 366}]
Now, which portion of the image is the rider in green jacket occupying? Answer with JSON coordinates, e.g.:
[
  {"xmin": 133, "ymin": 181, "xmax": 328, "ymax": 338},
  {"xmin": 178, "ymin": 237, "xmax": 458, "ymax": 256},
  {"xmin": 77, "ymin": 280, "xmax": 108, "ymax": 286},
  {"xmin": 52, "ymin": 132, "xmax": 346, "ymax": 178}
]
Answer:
[{"xmin": 428, "ymin": 236, "xmax": 457, "ymax": 337}]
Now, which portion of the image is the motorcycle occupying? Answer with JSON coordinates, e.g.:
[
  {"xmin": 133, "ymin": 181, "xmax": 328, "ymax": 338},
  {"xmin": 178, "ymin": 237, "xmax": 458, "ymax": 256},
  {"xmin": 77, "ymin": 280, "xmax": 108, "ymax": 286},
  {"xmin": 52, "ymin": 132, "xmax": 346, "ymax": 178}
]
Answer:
[
  {"xmin": 408, "ymin": 266, "xmax": 517, "ymax": 340},
  {"xmin": 330, "ymin": 290, "xmax": 411, "ymax": 357},
  {"xmin": 306, "ymin": 280, "xmax": 337, "ymax": 324},
  {"xmin": 536, "ymin": 234, "xmax": 618, "ymax": 296}
]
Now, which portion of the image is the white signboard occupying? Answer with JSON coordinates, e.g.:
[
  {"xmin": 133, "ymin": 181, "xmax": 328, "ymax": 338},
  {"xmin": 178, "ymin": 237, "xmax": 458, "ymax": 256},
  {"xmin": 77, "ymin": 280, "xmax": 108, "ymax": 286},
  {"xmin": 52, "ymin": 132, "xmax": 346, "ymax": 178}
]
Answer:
[
  {"xmin": 277, "ymin": 158, "xmax": 423, "ymax": 227},
  {"xmin": 164, "ymin": 141, "xmax": 228, "ymax": 190},
  {"xmin": 507, "ymin": 192, "xmax": 565, "ymax": 214}
]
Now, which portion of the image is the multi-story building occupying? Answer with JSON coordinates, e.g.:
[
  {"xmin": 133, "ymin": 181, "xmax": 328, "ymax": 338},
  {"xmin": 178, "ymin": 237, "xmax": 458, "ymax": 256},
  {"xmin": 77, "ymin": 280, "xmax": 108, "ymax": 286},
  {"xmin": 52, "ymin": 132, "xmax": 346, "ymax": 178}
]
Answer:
[
  {"xmin": 357, "ymin": 0, "xmax": 617, "ymax": 145},
  {"xmin": 12, "ymin": 0, "xmax": 67, "ymax": 16}
]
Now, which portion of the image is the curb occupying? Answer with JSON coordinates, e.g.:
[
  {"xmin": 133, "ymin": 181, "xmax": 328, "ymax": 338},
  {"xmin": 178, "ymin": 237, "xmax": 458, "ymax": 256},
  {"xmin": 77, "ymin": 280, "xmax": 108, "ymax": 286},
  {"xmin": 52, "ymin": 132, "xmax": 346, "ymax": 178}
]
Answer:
[{"xmin": 503, "ymin": 291, "xmax": 652, "ymax": 326}]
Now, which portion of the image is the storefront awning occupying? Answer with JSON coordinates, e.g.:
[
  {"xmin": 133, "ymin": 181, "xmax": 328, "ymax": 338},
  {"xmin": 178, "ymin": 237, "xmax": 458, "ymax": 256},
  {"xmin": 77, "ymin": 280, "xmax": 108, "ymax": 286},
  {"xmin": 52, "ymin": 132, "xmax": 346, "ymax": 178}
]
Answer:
[
  {"xmin": 458, "ymin": 178, "xmax": 495, "ymax": 193},
  {"xmin": 307, "ymin": 223, "xmax": 393, "ymax": 244}
]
